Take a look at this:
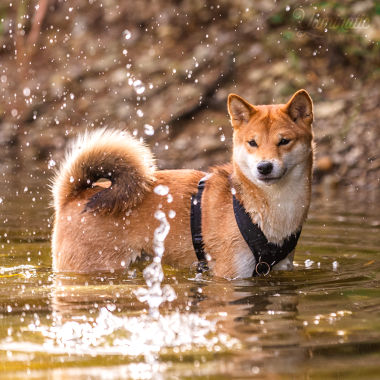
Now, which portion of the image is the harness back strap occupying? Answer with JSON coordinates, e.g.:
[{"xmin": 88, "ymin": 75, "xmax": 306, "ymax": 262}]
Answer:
[
  {"xmin": 232, "ymin": 195, "xmax": 301, "ymax": 276},
  {"xmin": 190, "ymin": 178, "xmax": 209, "ymax": 272}
]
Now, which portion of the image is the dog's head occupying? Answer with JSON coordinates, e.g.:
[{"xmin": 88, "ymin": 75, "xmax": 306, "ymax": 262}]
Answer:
[{"xmin": 228, "ymin": 90, "xmax": 314, "ymax": 186}]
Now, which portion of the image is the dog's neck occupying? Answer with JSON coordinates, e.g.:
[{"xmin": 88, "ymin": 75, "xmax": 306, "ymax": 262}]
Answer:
[{"xmin": 232, "ymin": 160, "xmax": 312, "ymax": 245}]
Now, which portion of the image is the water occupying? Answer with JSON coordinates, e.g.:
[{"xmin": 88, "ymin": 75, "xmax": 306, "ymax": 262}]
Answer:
[{"xmin": 0, "ymin": 164, "xmax": 379, "ymax": 379}]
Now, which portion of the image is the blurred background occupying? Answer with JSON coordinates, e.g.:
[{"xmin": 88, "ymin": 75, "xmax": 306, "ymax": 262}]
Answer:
[{"xmin": 0, "ymin": 0, "xmax": 379, "ymax": 203}]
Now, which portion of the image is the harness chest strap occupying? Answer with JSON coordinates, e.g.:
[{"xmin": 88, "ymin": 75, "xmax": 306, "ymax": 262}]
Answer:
[
  {"xmin": 232, "ymin": 195, "xmax": 301, "ymax": 276},
  {"xmin": 190, "ymin": 177, "xmax": 301, "ymax": 276},
  {"xmin": 190, "ymin": 177, "xmax": 209, "ymax": 273}
]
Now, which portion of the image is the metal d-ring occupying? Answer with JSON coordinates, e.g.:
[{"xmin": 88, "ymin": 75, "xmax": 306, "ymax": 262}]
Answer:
[{"xmin": 255, "ymin": 260, "xmax": 271, "ymax": 276}]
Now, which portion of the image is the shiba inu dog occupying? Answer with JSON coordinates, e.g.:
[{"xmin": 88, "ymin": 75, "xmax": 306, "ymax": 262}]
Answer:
[{"xmin": 52, "ymin": 90, "xmax": 314, "ymax": 278}]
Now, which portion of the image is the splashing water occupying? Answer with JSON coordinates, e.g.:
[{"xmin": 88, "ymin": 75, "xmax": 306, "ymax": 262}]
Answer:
[
  {"xmin": 134, "ymin": 211, "xmax": 175, "ymax": 319},
  {"xmin": 4, "ymin": 306, "xmax": 237, "ymax": 358},
  {"xmin": 134, "ymin": 207, "xmax": 176, "ymax": 319}
]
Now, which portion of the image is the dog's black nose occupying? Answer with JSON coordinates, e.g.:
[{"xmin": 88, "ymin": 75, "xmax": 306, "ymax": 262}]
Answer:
[{"xmin": 257, "ymin": 161, "xmax": 273, "ymax": 175}]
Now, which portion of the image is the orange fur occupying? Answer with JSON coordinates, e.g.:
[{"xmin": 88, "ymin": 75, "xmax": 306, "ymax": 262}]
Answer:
[{"xmin": 52, "ymin": 90, "xmax": 314, "ymax": 278}]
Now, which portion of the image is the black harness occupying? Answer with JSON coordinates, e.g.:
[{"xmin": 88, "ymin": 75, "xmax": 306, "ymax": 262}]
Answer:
[
  {"xmin": 190, "ymin": 177, "xmax": 301, "ymax": 276},
  {"xmin": 190, "ymin": 177, "xmax": 209, "ymax": 273}
]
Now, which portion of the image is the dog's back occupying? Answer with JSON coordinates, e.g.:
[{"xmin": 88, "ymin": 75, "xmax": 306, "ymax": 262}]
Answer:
[{"xmin": 52, "ymin": 129, "xmax": 205, "ymax": 271}]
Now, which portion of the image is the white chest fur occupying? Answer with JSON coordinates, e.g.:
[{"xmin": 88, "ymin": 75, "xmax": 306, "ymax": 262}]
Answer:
[{"xmin": 259, "ymin": 177, "xmax": 308, "ymax": 244}]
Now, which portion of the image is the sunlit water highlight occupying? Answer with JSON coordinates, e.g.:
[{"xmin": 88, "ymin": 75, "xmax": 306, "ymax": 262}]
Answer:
[{"xmin": 2, "ymin": 307, "xmax": 237, "ymax": 357}]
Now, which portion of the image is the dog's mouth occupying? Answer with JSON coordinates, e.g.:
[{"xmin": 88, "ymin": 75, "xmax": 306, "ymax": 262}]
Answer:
[
  {"xmin": 257, "ymin": 169, "xmax": 287, "ymax": 184},
  {"xmin": 258, "ymin": 176, "xmax": 282, "ymax": 183}
]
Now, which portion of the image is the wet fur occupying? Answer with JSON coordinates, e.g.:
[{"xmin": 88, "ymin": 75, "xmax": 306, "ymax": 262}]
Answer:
[{"xmin": 52, "ymin": 90, "xmax": 314, "ymax": 278}]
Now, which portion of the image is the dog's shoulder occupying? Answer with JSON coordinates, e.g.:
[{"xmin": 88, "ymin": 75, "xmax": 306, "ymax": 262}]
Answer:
[{"xmin": 208, "ymin": 163, "xmax": 233, "ymax": 190}]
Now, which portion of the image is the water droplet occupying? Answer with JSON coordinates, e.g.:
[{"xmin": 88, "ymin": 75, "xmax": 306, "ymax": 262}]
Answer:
[
  {"xmin": 136, "ymin": 109, "xmax": 144, "ymax": 117},
  {"xmin": 69, "ymin": 176, "xmax": 74, "ymax": 183},
  {"xmin": 144, "ymin": 124, "xmax": 154, "ymax": 136},
  {"xmin": 123, "ymin": 29, "xmax": 131, "ymax": 40},
  {"xmin": 133, "ymin": 79, "xmax": 145, "ymax": 94},
  {"xmin": 48, "ymin": 159, "xmax": 56, "ymax": 169},
  {"xmin": 304, "ymin": 259, "xmax": 314, "ymax": 268},
  {"xmin": 23, "ymin": 87, "xmax": 31, "ymax": 97},
  {"xmin": 154, "ymin": 185, "xmax": 169, "ymax": 196}
]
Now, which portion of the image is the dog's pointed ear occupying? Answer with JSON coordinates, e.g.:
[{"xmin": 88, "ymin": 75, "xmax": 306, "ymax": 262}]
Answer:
[
  {"xmin": 228, "ymin": 94, "xmax": 256, "ymax": 127},
  {"xmin": 284, "ymin": 90, "xmax": 313, "ymax": 125}
]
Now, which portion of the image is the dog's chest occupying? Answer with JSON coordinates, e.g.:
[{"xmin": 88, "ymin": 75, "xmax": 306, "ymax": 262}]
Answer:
[
  {"xmin": 260, "ymin": 180, "xmax": 308, "ymax": 244},
  {"xmin": 233, "ymin": 245, "xmax": 256, "ymax": 278}
]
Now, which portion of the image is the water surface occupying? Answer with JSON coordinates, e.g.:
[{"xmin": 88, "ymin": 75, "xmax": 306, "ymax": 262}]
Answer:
[{"xmin": 0, "ymin": 164, "xmax": 379, "ymax": 379}]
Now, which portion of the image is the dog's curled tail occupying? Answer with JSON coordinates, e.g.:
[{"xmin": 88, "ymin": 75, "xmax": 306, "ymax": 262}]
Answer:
[{"xmin": 52, "ymin": 128, "xmax": 156, "ymax": 214}]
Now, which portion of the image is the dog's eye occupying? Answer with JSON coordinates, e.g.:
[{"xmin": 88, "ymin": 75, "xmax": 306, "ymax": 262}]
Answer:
[
  {"xmin": 248, "ymin": 140, "xmax": 258, "ymax": 147},
  {"xmin": 278, "ymin": 138, "xmax": 290, "ymax": 146}
]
